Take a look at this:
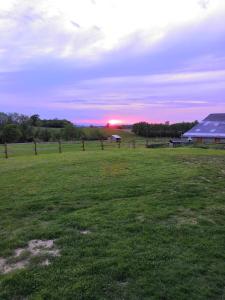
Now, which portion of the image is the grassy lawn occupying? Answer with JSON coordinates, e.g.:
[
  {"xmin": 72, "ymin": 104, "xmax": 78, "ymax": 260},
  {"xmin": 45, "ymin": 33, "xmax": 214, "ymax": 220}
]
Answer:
[{"xmin": 0, "ymin": 148, "xmax": 225, "ymax": 299}]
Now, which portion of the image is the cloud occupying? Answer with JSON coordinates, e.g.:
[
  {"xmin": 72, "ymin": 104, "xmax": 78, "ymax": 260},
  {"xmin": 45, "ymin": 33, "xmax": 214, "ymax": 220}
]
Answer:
[
  {"xmin": 70, "ymin": 21, "xmax": 81, "ymax": 28},
  {"xmin": 0, "ymin": 1, "xmax": 104, "ymax": 71},
  {"xmin": 0, "ymin": 0, "xmax": 225, "ymax": 71},
  {"xmin": 0, "ymin": 0, "xmax": 225, "ymax": 123},
  {"xmin": 198, "ymin": 0, "xmax": 210, "ymax": 9},
  {"xmin": 1, "ymin": 10, "xmax": 225, "ymax": 89}
]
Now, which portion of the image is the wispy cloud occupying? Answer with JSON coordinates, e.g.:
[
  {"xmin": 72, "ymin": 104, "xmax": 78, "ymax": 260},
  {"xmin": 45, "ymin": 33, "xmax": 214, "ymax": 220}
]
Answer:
[
  {"xmin": 0, "ymin": 0, "xmax": 225, "ymax": 123},
  {"xmin": 0, "ymin": 0, "xmax": 225, "ymax": 69}
]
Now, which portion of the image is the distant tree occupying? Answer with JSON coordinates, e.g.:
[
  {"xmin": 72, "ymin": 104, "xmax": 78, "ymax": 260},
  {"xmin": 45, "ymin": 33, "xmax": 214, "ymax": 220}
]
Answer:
[
  {"xmin": 1, "ymin": 124, "xmax": 22, "ymax": 143},
  {"xmin": 30, "ymin": 114, "xmax": 41, "ymax": 127},
  {"xmin": 41, "ymin": 119, "xmax": 72, "ymax": 128},
  {"xmin": 132, "ymin": 121, "xmax": 197, "ymax": 138},
  {"xmin": 0, "ymin": 112, "xmax": 9, "ymax": 127},
  {"xmin": 52, "ymin": 130, "xmax": 62, "ymax": 141},
  {"xmin": 39, "ymin": 129, "xmax": 52, "ymax": 142},
  {"xmin": 33, "ymin": 128, "xmax": 41, "ymax": 141},
  {"xmin": 87, "ymin": 128, "xmax": 106, "ymax": 140},
  {"xmin": 80, "ymin": 131, "xmax": 87, "ymax": 141},
  {"xmin": 7, "ymin": 113, "xmax": 29, "ymax": 125},
  {"xmin": 20, "ymin": 124, "xmax": 34, "ymax": 142},
  {"xmin": 0, "ymin": 112, "xmax": 79, "ymax": 142},
  {"xmin": 62, "ymin": 125, "xmax": 80, "ymax": 140},
  {"xmin": 132, "ymin": 122, "xmax": 149, "ymax": 136}
]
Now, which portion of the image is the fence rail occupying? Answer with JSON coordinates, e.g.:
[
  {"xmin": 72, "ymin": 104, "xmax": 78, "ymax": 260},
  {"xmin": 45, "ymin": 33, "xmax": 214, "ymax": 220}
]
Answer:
[
  {"xmin": 0, "ymin": 139, "xmax": 172, "ymax": 159},
  {"xmin": 1, "ymin": 139, "xmax": 222, "ymax": 159}
]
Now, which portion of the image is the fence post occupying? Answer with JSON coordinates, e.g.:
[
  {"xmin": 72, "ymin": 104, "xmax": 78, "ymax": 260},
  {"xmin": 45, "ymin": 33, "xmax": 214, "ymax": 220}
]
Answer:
[
  {"xmin": 34, "ymin": 140, "xmax": 37, "ymax": 155},
  {"xmin": 58, "ymin": 139, "xmax": 62, "ymax": 153},
  {"xmin": 100, "ymin": 139, "xmax": 104, "ymax": 150},
  {"xmin": 4, "ymin": 143, "xmax": 8, "ymax": 159},
  {"xmin": 146, "ymin": 139, "xmax": 149, "ymax": 148},
  {"xmin": 132, "ymin": 140, "xmax": 136, "ymax": 149},
  {"xmin": 118, "ymin": 140, "xmax": 121, "ymax": 148},
  {"xmin": 82, "ymin": 139, "xmax": 85, "ymax": 151}
]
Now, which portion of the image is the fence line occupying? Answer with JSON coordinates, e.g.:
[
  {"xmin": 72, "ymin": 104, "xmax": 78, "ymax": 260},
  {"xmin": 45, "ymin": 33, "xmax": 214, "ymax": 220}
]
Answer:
[
  {"xmin": 1, "ymin": 139, "xmax": 156, "ymax": 159},
  {"xmin": 1, "ymin": 140, "xmax": 224, "ymax": 159}
]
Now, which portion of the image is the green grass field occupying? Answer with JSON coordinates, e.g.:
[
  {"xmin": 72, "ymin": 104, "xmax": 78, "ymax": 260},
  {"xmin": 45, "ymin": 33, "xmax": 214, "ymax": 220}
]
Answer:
[{"xmin": 0, "ymin": 147, "xmax": 225, "ymax": 299}]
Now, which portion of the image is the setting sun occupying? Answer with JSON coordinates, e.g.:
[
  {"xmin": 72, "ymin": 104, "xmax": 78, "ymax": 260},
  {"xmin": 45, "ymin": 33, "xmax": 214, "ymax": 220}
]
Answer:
[{"xmin": 108, "ymin": 119, "xmax": 123, "ymax": 125}]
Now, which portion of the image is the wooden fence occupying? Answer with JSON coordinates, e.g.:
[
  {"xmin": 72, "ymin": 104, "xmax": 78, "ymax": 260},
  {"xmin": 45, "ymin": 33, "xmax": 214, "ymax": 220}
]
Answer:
[{"xmin": 0, "ymin": 139, "xmax": 172, "ymax": 159}]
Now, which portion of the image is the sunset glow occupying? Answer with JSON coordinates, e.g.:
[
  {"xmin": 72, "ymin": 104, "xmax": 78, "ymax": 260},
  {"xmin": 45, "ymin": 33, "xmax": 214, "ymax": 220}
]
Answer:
[{"xmin": 108, "ymin": 119, "xmax": 123, "ymax": 126}]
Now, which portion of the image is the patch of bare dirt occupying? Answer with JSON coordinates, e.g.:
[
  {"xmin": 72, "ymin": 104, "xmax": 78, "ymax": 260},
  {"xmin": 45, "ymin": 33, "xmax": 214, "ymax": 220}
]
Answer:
[
  {"xmin": 165, "ymin": 206, "xmax": 223, "ymax": 227},
  {"xmin": 0, "ymin": 239, "xmax": 60, "ymax": 274},
  {"xmin": 0, "ymin": 259, "xmax": 29, "ymax": 274},
  {"xmin": 28, "ymin": 240, "xmax": 60, "ymax": 257},
  {"xmin": 175, "ymin": 216, "xmax": 198, "ymax": 225},
  {"xmin": 204, "ymin": 205, "xmax": 225, "ymax": 215},
  {"xmin": 165, "ymin": 209, "xmax": 198, "ymax": 226}
]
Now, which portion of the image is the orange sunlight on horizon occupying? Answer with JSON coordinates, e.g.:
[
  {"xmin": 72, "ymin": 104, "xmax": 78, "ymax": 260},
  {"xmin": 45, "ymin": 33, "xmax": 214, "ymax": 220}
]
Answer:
[{"xmin": 108, "ymin": 119, "xmax": 123, "ymax": 125}]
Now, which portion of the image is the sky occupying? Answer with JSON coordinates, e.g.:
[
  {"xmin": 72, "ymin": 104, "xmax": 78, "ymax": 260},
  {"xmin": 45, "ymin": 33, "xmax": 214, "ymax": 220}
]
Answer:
[{"xmin": 0, "ymin": 0, "xmax": 225, "ymax": 125}]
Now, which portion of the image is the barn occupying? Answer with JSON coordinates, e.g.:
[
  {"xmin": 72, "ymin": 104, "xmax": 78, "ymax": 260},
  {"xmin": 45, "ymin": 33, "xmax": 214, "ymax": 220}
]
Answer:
[{"xmin": 183, "ymin": 113, "xmax": 225, "ymax": 144}]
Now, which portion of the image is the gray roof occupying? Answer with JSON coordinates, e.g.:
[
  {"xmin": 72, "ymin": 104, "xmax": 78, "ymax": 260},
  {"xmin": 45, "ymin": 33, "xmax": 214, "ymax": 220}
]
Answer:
[
  {"xmin": 183, "ymin": 113, "xmax": 225, "ymax": 138},
  {"xmin": 203, "ymin": 114, "xmax": 225, "ymax": 122}
]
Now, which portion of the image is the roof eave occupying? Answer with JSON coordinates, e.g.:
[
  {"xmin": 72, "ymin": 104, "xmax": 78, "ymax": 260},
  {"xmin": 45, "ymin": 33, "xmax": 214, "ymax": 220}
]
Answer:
[{"xmin": 183, "ymin": 133, "xmax": 225, "ymax": 138}]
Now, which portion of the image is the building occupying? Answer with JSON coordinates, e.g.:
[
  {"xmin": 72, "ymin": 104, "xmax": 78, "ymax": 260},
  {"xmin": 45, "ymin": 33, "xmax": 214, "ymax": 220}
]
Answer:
[
  {"xmin": 111, "ymin": 135, "xmax": 122, "ymax": 142},
  {"xmin": 169, "ymin": 138, "xmax": 192, "ymax": 147},
  {"xmin": 183, "ymin": 113, "xmax": 225, "ymax": 143}
]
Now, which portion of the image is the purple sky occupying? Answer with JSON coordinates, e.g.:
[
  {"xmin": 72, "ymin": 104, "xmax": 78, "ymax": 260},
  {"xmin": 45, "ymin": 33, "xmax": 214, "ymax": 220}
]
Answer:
[{"xmin": 0, "ymin": 0, "xmax": 225, "ymax": 124}]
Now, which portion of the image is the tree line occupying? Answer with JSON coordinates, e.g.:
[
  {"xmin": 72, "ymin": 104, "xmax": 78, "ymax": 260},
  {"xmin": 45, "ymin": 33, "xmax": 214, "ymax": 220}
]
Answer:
[
  {"xmin": 0, "ymin": 112, "xmax": 106, "ymax": 143},
  {"xmin": 132, "ymin": 121, "xmax": 198, "ymax": 138}
]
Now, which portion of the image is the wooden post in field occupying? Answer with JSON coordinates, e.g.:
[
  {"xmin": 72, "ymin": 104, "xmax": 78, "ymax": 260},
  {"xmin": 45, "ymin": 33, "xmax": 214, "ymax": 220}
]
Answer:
[
  {"xmin": 82, "ymin": 139, "xmax": 85, "ymax": 151},
  {"xmin": 132, "ymin": 140, "xmax": 136, "ymax": 149},
  {"xmin": 58, "ymin": 139, "xmax": 62, "ymax": 153},
  {"xmin": 4, "ymin": 143, "xmax": 8, "ymax": 159},
  {"xmin": 100, "ymin": 139, "xmax": 104, "ymax": 150},
  {"xmin": 34, "ymin": 140, "xmax": 37, "ymax": 155},
  {"xmin": 118, "ymin": 140, "xmax": 121, "ymax": 148},
  {"xmin": 146, "ymin": 139, "xmax": 149, "ymax": 148}
]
